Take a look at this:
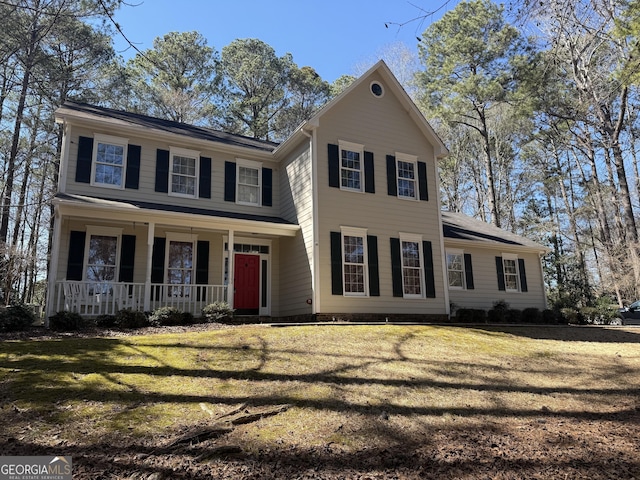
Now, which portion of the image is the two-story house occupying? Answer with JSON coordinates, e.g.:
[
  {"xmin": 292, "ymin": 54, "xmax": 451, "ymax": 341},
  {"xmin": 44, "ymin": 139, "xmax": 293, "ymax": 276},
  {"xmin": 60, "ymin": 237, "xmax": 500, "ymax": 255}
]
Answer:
[{"xmin": 46, "ymin": 61, "xmax": 547, "ymax": 322}]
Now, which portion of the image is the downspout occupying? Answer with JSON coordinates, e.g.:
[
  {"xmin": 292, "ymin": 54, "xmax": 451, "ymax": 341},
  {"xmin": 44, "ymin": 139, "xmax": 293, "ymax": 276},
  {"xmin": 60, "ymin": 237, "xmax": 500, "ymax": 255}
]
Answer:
[
  {"xmin": 300, "ymin": 126, "xmax": 319, "ymax": 315},
  {"xmin": 539, "ymin": 251, "xmax": 548, "ymax": 310},
  {"xmin": 434, "ymin": 152, "xmax": 451, "ymax": 317}
]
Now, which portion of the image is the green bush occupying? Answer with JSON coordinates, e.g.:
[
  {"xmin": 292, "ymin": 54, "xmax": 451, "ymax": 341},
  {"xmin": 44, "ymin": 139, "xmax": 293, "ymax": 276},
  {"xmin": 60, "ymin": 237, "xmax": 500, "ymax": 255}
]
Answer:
[
  {"xmin": 115, "ymin": 309, "xmax": 149, "ymax": 329},
  {"xmin": 542, "ymin": 309, "xmax": 564, "ymax": 325},
  {"xmin": 49, "ymin": 311, "xmax": 86, "ymax": 331},
  {"xmin": 454, "ymin": 308, "xmax": 487, "ymax": 323},
  {"xmin": 96, "ymin": 314, "xmax": 117, "ymax": 328},
  {"xmin": 202, "ymin": 301, "xmax": 235, "ymax": 322},
  {"xmin": 561, "ymin": 308, "xmax": 581, "ymax": 325},
  {"xmin": 149, "ymin": 306, "xmax": 192, "ymax": 327},
  {"xmin": 521, "ymin": 308, "xmax": 542, "ymax": 324},
  {"xmin": 488, "ymin": 300, "xmax": 509, "ymax": 323},
  {"xmin": 579, "ymin": 305, "xmax": 619, "ymax": 325},
  {"xmin": 0, "ymin": 304, "xmax": 36, "ymax": 332}
]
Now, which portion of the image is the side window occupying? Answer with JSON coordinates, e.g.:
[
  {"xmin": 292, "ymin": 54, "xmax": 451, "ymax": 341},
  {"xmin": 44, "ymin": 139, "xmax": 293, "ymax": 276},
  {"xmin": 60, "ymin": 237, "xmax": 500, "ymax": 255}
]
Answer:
[
  {"xmin": 400, "ymin": 234, "xmax": 424, "ymax": 297},
  {"xmin": 342, "ymin": 227, "xmax": 368, "ymax": 296},
  {"xmin": 447, "ymin": 251, "xmax": 465, "ymax": 288},
  {"xmin": 170, "ymin": 147, "xmax": 199, "ymax": 198},
  {"xmin": 339, "ymin": 141, "xmax": 364, "ymax": 192},
  {"xmin": 237, "ymin": 159, "xmax": 262, "ymax": 205},
  {"xmin": 496, "ymin": 254, "xmax": 526, "ymax": 292},
  {"xmin": 503, "ymin": 256, "xmax": 519, "ymax": 291},
  {"xmin": 396, "ymin": 153, "xmax": 418, "ymax": 200},
  {"xmin": 92, "ymin": 134, "xmax": 128, "ymax": 189}
]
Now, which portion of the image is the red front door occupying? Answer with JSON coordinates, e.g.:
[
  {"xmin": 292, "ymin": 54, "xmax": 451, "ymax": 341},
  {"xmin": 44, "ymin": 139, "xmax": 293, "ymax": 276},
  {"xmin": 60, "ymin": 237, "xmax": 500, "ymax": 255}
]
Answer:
[{"xmin": 234, "ymin": 253, "xmax": 260, "ymax": 314}]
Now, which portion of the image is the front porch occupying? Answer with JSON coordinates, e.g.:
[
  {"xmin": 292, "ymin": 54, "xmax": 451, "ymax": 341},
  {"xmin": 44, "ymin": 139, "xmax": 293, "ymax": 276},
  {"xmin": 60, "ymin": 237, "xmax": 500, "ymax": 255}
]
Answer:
[{"xmin": 51, "ymin": 281, "xmax": 228, "ymax": 317}]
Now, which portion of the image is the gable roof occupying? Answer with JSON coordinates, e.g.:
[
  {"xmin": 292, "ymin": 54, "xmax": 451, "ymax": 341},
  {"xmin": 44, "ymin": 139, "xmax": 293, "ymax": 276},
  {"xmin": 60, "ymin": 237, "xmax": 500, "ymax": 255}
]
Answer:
[
  {"xmin": 442, "ymin": 211, "xmax": 547, "ymax": 252},
  {"xmin": 56, "ymin": 101, "xmax": 279, "ymax": 153},
  {"xmin": 276, "ymin": 60, "xmax": 448, "ymax": 158}
]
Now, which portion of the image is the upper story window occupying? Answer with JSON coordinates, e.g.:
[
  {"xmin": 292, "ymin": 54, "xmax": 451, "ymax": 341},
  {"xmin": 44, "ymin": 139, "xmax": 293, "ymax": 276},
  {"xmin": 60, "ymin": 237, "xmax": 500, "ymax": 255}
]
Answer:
[
  {"xmin": 396, "ymin": 153, "xmax": 418, "ymax": 200},
  {"xmin": 92, "ymin": 134, "xmax": 128, "ymax": 189},
  {"xmin": 339, "ymin": 141, "xmax": 364, "ymax": 192},
  {"xmin": 237, "ymin": 159, "xmax": 262, "ymax": 205},
  {"xmin": 342, "ymin": 227, "xmax": 368, "ymax": 296},
  {"xmin": 170, "ymin": 147, "xmax": 199, "ymax": 198},
  {"xmin": 400, "ymin": 233, "xmax": 424, "ymax": 298},
  {"xmin": 447, "ymin": 250, "xmax": 465, "ymax": 289}
]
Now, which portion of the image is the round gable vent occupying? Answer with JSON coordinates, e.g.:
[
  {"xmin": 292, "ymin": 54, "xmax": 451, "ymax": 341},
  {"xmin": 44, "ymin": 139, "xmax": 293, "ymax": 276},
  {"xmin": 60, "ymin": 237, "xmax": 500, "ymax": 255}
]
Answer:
[{"xmin": 370, "ymin": 81, "xmax": 384, "ymax": 98}]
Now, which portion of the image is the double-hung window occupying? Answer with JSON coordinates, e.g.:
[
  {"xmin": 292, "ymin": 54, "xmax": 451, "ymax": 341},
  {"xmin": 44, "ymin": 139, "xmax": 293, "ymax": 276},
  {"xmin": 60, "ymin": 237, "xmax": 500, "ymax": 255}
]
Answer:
[
  {"xmin": 84, "ymin": 226, "xmax": 122, "ymax": 295},
  {"xmin": 92, "ymin": 134, "xmax": 127, "ymax": 188},
  {"xmin": 502, "ymin": 254, "xmax": 519, "ymax": 291},
  {"xmin": 339, "ymin": 141, "xmax": 364, "ymax": 192},
  {"xmin": 342, "ymin": 227, "xmax": 368, "ymax": 296},
  {"xmin": 170, "ymin": 147, "xmax": 199, "ymax": 198},
  {"xmin": 237, "ymin": 159, "xmax": 262, "ymax": 205},
  {"xmin": 396, "ymin": 153, "xmax": 418, "ymax": 200},
  {"xmin": 447, "ymin": 250, "xmax": 465, "ymax": 289},
  {"xmin": 166, "ymin": 233, "xmax": 196, "ymax": 298},
  {"xmin": 400, "ymin": 233, "xmax": 424, "ymax": 297}
]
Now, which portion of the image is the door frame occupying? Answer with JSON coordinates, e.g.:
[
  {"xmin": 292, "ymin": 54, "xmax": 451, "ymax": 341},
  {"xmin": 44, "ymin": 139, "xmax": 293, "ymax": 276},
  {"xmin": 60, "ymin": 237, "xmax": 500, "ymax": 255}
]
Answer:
[{"xmin": 223, "ymin": 236, "xmax": 271, "ymax": 316}]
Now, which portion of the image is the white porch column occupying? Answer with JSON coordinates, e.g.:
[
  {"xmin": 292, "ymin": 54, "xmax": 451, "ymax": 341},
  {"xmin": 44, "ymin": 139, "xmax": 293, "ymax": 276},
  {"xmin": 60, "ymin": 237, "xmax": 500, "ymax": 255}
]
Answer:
[
  {"xmin": 227, "ymin": 229, "xmax": 234, "ymax": 307},
  {"xmin": 45, "ymin": 209, "xmax": 63, "ymax": 323},
  {"xmin": 144, "ymin": 222, "xmax": 155, "ymax": 311}
]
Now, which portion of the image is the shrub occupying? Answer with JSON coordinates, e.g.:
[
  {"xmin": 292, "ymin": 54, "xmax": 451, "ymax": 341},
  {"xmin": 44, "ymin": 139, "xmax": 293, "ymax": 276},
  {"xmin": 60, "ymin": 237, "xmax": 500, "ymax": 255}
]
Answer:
[
  {"xmin": 578, "ymin": 305, "xmax": 619, "ymax": 325},
  {"xmin": 521, "ymin": 308, "xmax": 542, "ymax": 324},
  {"xmin": 542, "ymin": 309, "xmax": 563, "ymax": 325},
  {"xmin": 202, "ymin": 301, "xmax": 235, "ymax": 322},
  {"xmin": 506, "ymin": 308, "xmax": 522, "ymax": 323},
  {"xmin": 149, "ymin": 306, "xmax": 192, "ymax": 327},
  {"xmin": 115, "ymin": 309, "xmax": 149, "ymax": 329},
  {"xmin": 454, "ymin": 308, "xmax": 487, "ymax": 323},
  {"xmin": 49, "ymin": 311, "xmax": 86, "ymax": 331},
  {"xmin": 96, "ymin": 314, "xmax": 117, "ymax": 328},
  {"xmin": 0, "ymin": 304, "xmax": 36, "ymax": 332},
  {"xmin": 488, "ymin": 300, "xmax": 510, "ymax": 323},
  {"xmin": 561, "ymin": 308, "xmax": 581, "ymax": 325}
]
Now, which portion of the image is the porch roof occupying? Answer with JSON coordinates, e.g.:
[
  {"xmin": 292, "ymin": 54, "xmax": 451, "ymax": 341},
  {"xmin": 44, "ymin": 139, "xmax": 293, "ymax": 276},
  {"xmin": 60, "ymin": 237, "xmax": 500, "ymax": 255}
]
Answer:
[{"xmin": 54, "ymin": 193, "xmax": 299, "ymax": 237}]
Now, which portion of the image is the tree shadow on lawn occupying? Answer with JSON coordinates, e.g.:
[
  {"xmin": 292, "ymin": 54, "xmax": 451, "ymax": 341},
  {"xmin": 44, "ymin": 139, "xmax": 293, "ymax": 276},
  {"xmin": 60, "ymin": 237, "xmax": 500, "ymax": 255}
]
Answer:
[{"xmin": 469, "ymin": 325, "xmax": 640, "ymax": 343}]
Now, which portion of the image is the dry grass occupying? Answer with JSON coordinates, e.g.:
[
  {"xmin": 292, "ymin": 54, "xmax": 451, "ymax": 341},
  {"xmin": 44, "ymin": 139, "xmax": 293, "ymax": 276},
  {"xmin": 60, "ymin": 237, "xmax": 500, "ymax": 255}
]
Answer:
[{"xmin": 1, "ymin": 324, "xmax": 639, "ymax": 479}]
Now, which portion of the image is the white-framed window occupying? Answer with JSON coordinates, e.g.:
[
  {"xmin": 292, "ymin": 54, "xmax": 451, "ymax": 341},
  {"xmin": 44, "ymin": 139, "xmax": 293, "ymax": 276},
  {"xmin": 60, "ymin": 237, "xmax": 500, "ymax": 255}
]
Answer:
[
  {"xmin": 342, "ymin": 227, "xmax": 368, "ymax": 296},
  {"xmin": 339, "ymin": 140, "xmax": 364, "ymax": 192},
  {"xmin": 170, "ymin": 147, "xmax": 199, "ymax": 198},
  {"xmin": 502, "ymin": 253, "xmax": 520, "ymax": 291},
  {"xmin": 166, "ymin": 233, "xmax": 197, "ymax": 297},
  {"xmin": 236, "ymin": 159, "xmax": 262, "ymax": 206},
  {"xmin": 92, "ymin": 134, "xmax": 128, "ymax": 189},
  {"xmin": 446, "ymin": 250, "xmax": 465, "ymax": 289},
  {"xmin": 84, "ymin": 226, "xmax": 122, "ymax": 294},
  {"xmin": 400, "ymin": 233, "xmax": 424, "ymax": 298},
  {"xmin": 396, "ymin": 153, "xmax": 418, "ymax": 200}
]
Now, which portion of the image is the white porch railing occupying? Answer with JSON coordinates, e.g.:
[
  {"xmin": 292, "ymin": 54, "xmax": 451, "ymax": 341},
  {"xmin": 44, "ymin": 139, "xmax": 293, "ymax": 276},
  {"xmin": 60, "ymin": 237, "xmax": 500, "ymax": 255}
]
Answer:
[{"xmin": 53, "ymin": 281, "xmax": 227, "ymax": 317}]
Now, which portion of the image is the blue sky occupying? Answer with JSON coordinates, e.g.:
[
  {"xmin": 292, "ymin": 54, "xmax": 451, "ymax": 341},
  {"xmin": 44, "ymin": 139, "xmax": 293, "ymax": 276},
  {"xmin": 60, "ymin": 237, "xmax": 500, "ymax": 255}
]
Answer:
[{"xmin": 111, "ymin": 0, "xmax": 458, "ymax": 83}]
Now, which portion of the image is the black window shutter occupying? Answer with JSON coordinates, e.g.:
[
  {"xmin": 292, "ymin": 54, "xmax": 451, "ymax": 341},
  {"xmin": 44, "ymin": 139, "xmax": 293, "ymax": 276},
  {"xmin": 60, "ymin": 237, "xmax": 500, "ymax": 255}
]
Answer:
[
  {"xmin": 118, "ymin": 235, "xmax": 136, "ymax": 282},
  {"xmin": 66, "ymin": 231, "xmax": 86, "ymax": 281},
  {"xmin": 199, "ymin": 156, "xmax": 211, "ymax": 199},
  {"xmin": 496, "ymin": 256, "xmax": 506, "ymax": 291},
  {"xmin": 328, "ymin": 143, "xmax": 340, "ymax": 188},
  {"xmin": 155, "ymin": 149, "xmax": 169, "ymax": 193},
  {"xmin": 423, "ymin": 241, "xmax": 436, "ymax": 298},
  {"xmin": 390, "ymin": 237, "xmax": 403, "ymax": 297},
  {"xmin": 364, "ymin": 151, "xmax": 375, "ymax": 193},
  {"xmin": 464, "ymin": 253, "xmax": 475, "ymax": 290},
  {"xmin": 76, "ymin": 136, "xmax": 93, "ymax": 184},
  {"xmin": 518, "ymin": 258, "xmax": 528, "ymax": 292},
  {"xmin": 224, "ymin": 161, "xmax": 236, "ymax": 202},
  {"xmin": 418, "ymin": 161, "xmax": 428, "ymax": 201},
  {"xmin": 386, "ymin": 155, "xmax": 397, "ymax": 196},
  {"xmin": 330, "ymin": 231, "xmax": 343, "ymax": 295},
  {"xmin": 262, "ymin": 167, "xmax": 273, "ymax": 206},
  {"xmin": 151, "ymin": 237, "xmax": 166, "ymax": 284},
  {"xmin": 125, "ymin": 145, "xmax": 141, "ymax": 189},
  {"xmin": 367, "ymin": 235, "xmax": 380, "ymax": 296},
  {"xmin": 196, "ymin": 240, "xmax": 209, "ymax": 302}
]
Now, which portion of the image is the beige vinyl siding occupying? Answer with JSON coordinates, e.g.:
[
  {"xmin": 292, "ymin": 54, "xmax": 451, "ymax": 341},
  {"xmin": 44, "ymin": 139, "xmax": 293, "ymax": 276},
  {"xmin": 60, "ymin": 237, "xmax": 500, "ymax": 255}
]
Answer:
[
  {"xmin": 447, "ymin": 246, "xmax": 546, "ymax": 311},
  {"xmin": 64, "ymin": 126, "xmax": 280, "ymax": 217},
  {"xmin": 314, "ymin": 72, "xmax": 447, "ymax": 315},
  {"xmin": 277, "ymin": 142, "xmax": 314, "ymax": 317}
]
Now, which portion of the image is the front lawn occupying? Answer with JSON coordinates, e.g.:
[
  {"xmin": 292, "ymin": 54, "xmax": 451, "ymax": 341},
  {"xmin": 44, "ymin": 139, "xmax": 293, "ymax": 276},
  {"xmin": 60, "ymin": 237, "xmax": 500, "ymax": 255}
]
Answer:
[{"xmin": 1, "ymin": 324, "xmax": 639, "ymax": 479}]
